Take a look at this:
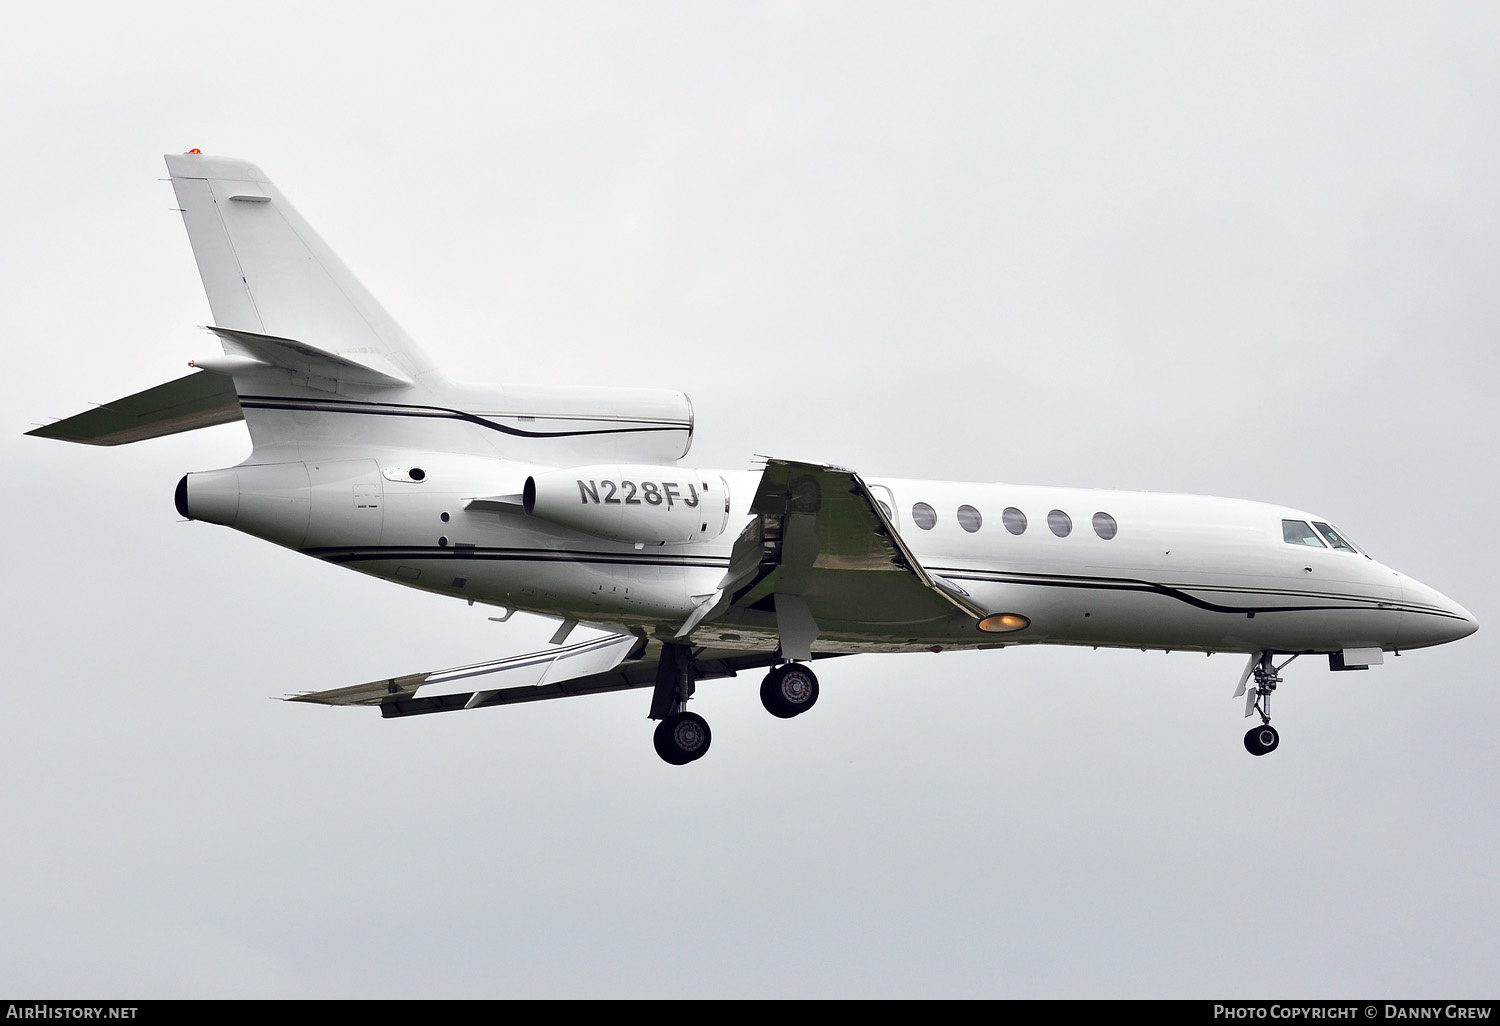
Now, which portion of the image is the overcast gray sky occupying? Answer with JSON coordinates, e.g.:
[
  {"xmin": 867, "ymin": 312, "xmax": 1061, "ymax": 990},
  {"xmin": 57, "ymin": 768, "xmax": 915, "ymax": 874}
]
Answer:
[{"xmin": 2, "ymin": 1, "xmax": 1497, "ymax": 998}]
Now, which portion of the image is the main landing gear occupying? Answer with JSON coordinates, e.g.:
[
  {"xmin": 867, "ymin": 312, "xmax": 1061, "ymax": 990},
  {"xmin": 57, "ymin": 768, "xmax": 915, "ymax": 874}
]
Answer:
[
  {"xmin": 760, "ymin": 663, "xmax": 819, "ymax": 719},
  {"xmin": 648, "ymin": 645, "xmax": 822, "ymax": 765},
  {"xmin": 653, "ymin": 711, "xmax": 712, "ymax": 766},
  {"xmin": 1240, "ymin": 652, "xmax": 1297, "ymax": 756},
  {"xmin": 650, "ymin": 643, "xmax": 711, "ymax": 765}
]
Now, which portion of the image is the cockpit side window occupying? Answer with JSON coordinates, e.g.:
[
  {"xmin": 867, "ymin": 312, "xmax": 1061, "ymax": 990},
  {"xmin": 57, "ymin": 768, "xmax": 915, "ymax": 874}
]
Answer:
[
  {"xmin": 1313, "ymin": 522, "xmax": 1359, "ymax": 554},
  {"xmin": 1282, "ymin": 520, "xmax": 1326, "ymax": 547}
]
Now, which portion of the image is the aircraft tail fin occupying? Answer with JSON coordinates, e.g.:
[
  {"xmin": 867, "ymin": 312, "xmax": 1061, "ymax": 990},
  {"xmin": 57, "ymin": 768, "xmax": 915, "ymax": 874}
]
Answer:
[
  {"xmin": 30, "ymin": 156, "xmax": 699, "ymax": 464},
  {"xmin": 164, "ymin": 152, "xmax": 443, "ymax": 391}
]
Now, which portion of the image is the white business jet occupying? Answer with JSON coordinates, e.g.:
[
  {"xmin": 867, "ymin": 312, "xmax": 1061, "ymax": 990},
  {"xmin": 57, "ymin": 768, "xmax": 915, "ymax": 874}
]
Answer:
[{"xmin": 28, "ymin": 152, "xmax": 1478, "ymax": 764}]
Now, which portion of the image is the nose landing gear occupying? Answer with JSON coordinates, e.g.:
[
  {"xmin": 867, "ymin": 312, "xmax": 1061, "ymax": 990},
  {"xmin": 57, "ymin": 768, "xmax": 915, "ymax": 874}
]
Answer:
[
  {"xmin": 1237, "ymin": 652, "xmax": 1296, "ymax": 756},
  {"xmin": 1244, "ymin": 723, "xmax": 1280, "ymax": 756}
]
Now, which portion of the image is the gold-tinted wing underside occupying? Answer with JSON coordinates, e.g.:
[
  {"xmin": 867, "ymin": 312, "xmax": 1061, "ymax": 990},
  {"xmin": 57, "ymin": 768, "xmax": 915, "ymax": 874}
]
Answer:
[{"xmin": 708, "ymin": 459, "xmax": 989, "ymax": 653}]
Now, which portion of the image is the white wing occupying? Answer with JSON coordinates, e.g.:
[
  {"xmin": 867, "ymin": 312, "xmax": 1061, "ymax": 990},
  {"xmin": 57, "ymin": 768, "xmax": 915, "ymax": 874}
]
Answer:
[{"xmin": 286, "ymin": 635, "xmax": 804, "ymax": 719}]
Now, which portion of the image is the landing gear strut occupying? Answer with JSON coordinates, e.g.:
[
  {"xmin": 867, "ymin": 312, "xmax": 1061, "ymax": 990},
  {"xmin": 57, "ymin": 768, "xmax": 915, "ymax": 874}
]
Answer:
[
  {"xmin": 760, "ymin": 663, "xmax": 819, "ymax": 719},
  {"xmin": 649, "ymin": 642, "xmax": 712, "ymax": 765},
  {"xmin": 1241, "ymin": 652, "xmax": 1296, "ymax": 756},
  {"xmin": 646, "ymin": 647, "xmax": 823, "ymax": 764}
]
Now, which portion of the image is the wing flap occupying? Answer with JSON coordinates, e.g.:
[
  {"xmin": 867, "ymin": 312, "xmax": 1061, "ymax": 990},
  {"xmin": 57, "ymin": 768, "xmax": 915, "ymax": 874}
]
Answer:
[{"xmin": 26, "ymin": 371, "xmax": 243, "ymax": 446}]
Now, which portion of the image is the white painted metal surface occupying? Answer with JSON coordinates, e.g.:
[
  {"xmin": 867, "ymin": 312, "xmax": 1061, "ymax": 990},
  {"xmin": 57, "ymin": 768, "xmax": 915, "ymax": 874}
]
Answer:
[{"xmin": 26, "ymin": 153, "xmax": 1480, "ymax": 763}]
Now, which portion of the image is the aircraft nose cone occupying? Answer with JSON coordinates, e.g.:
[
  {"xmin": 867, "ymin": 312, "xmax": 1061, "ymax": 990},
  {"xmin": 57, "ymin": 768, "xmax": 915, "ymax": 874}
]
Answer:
[{"xmin": 1399, "ymin": 573, "xmax": 1479, "ymax": 649}]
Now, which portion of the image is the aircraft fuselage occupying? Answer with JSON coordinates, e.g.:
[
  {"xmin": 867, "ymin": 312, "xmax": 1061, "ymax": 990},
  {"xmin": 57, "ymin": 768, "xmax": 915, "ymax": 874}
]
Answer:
[{"xmin": 178, "ymin": 452, "xmax": 1477, "ymax": 660}]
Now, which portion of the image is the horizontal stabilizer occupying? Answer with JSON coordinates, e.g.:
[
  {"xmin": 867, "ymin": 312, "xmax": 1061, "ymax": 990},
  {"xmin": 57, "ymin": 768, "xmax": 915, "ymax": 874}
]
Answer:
[
  {"xmin": 27, "ymin": 371, "xmax": 242, "ymax": 446},
  {"xmin": 205, "ymin": 326, "xmax": 413, "ymax": 387}
]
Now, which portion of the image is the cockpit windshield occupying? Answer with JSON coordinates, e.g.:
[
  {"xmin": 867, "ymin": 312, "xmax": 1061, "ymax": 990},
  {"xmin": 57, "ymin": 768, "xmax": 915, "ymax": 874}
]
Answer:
[
  {"xmin": 1283, "ymin": 518, "xmax": 1364, "ymax": 555},
  {"xmin": 1313, "ymin": 521, "xmax": 1360, "ymax": 554},
  {"xmin": 1282, "ymin": 520, "xmax": 1325, "ymax": 547}
]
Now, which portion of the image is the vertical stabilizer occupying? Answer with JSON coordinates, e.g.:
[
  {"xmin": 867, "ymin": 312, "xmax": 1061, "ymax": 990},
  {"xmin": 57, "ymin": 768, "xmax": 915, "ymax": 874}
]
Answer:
[
  {"xmin": 165, "ymin": 152, "xmax": 443, "ymax": 390},
  {"xmin": 31, "ymin": 156, "xmax": 696, "ymax": 463}
]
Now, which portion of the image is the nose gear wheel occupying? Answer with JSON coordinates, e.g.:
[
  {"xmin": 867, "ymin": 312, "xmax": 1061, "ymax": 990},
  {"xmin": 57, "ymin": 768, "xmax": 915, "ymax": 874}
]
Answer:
[{"xmin": 1238, "ymin": 652, "xmax": 1297, "ymax": 757}]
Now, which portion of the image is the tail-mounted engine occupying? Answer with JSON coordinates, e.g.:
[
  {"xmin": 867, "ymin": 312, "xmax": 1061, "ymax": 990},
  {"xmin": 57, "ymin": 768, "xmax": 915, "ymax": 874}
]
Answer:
[
  {"xmin": 524, "ymin": 465, "xmax": 731, "ymax": 545},
  {"xmin": 176, "ymin": 459, "xmax": 385, "ymax": 550}
]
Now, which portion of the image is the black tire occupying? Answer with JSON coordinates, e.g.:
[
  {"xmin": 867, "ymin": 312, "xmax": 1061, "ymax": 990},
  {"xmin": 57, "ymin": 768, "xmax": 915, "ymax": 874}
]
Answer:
[
  {"xmin": 653, "ymin": 711, "xmax": 712, "ymax": 765},
  {"xmin": 1244, "ymin": 724, "xmax": 1280, "ymax": 756},
  {"xmin": 760, "ymin": 664, "xmax": 820, "ymax": 719}
]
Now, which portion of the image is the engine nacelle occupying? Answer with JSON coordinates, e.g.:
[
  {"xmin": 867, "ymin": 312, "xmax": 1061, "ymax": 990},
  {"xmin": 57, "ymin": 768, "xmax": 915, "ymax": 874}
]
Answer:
[
  {"xmin": 524, "ymin": 465, "xmax": 731, "ymax": 545},
  {"xmin": 176, "ymin": 459, "xmax": 385, "ymax": 550}
]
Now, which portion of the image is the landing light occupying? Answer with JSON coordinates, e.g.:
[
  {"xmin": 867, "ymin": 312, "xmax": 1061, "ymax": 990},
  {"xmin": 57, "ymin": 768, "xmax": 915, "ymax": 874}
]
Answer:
[{"xmin": 978, "ymin": 613, "xmax": 1030, "ymax": 633}]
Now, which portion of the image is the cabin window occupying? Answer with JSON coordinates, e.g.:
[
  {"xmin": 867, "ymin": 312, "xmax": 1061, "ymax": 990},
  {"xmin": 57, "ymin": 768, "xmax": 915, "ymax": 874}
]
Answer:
[
  {"xmin": 1282, "ymin": 520, "xmax": 1326, "ymax": 547},
  {"xmin": 1002, "ymin": 507, "xmax": 1027, "ymax": 535},
  {"xmin": 1092, "ymin": 512, "xmax": 1118, "ymax": 540},
  {"xmin": 912, "ymin": 502, "xmax": 937, "ymax": 530},
  {"xmin": 877, "ymin": 500, "xmax": 892, "ymax": 520},
  {"xmin": 957, "ymin": 505, "xmax": 982, "ymax": 533},
  {"xmin": 1313, "ymin": 522, "xmax": 1358, "ymax": 554},
  {"xmin": 1048, "ymin": 510, "xmax": 1072, "ymax": 537}
]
